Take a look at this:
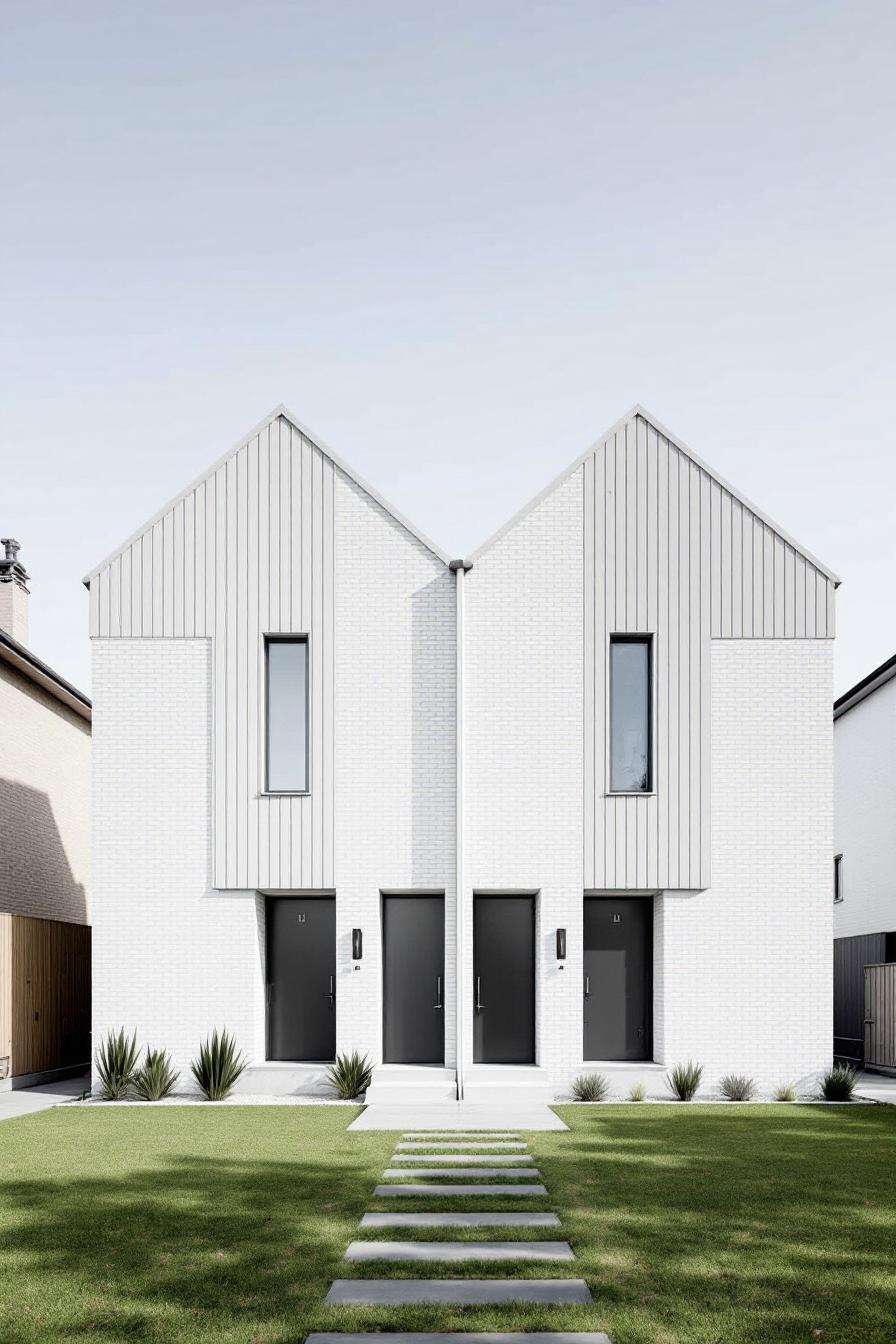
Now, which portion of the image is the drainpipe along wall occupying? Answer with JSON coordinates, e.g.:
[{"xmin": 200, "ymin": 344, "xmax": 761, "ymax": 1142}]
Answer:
[{"xmin": 450, "ymin": 557, "xmax": 472, "ymax": 1100}]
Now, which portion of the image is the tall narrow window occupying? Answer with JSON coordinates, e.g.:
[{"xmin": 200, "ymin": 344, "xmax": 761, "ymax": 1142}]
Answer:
[
  {"xmin": 833, "ymin": 853, "xmax": 843, "ymax": 903},
  {"xmin": 610, "ymin": 635, "xmax": 652, "ymax": 793},
  {"xmin": 265, "ymin": 636, "xmax": 308, "ymax": 792}
]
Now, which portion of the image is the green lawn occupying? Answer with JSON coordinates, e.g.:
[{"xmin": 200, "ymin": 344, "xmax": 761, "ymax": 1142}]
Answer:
[{"xmin": 0, "ymin": 1103, "xmax": 894, "ymax": 1342}]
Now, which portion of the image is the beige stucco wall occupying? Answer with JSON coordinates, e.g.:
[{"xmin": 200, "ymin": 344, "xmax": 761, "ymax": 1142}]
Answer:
[{"xmin": 0, "ymin": 661, "xmax": 90, "ymax": 923}]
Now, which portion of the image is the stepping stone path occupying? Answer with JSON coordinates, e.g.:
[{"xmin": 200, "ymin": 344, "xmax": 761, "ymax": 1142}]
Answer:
[{"xmin": 312, "ymin": 1128, "xmax": 610, "ymax": 1344}]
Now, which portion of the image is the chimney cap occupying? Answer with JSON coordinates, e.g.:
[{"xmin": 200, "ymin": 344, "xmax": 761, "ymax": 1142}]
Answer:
[{"xmin": 0, "ymin": 538, "xmax": 29, "ymax": 586}]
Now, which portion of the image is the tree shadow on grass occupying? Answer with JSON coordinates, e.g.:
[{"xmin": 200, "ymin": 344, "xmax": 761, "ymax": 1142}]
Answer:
[
  {"xmin": 531, "ymin": 1105, "xmax": 896, "ymax": 1344},
  {"xmin": 1, "ymin": 1151, "xmax": 374, "ymax": 1342}
]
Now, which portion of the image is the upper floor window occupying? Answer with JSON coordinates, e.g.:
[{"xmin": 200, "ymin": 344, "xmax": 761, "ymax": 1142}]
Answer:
[
  {"xmin": 834, "ymin": 853, "xmax": 843, "ymax": 903},
  {"xmin": 610, "ymin": 635, "xmax": 652, "ymax": 793},
  {"xmin": 265, "ymin": 636, "xmax": 308, "ymax": 793}
]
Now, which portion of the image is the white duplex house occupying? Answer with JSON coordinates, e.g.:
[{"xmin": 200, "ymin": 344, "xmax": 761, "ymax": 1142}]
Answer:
[{"xmin": 88, "ymin": 405, "xmax": 837, "ymax": 1100}]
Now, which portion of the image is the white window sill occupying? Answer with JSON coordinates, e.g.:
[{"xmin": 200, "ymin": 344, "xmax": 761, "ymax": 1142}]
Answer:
[{"xmin": 258, "ymin": 791, "xmax": 310, "ymax": 798}]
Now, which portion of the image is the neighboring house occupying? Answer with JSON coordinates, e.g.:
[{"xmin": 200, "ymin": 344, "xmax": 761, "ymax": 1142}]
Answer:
[
  {"xmin": 87, "ymin": 405, "xmax": 837, "ymax": 1099},
  {"xmin": 0, "ymin": 539, "xmax": 92, "ymax": 1087},
  {"xmin": 833, "ymin": 654, "xmax": 896, "ymax": 1069}
]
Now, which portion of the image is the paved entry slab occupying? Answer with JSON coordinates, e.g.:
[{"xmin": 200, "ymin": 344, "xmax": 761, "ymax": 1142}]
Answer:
[
  {"xmin": 325, "ymin": 1279, "xmax": 593, "ymax": 1305},
  {"xmin": 349, "ymin": 1104, "xmax": 567, "ymax": 1131},
  {"xmin": 374, "ymin": 1183, "xmax": 548, "ymax": 1197},
  {"xmin": 382, "ymin": 1167, "xmax": 540, "ymax": 1179},
  {"xmin": 308, "ymin": 1335, "xmax": 611, "ymax": 1344},
  {"xmin": 345, "ymin": 1240, "xmax": 574, "ymax": 1262},
  {"xmin": 361, "ymin": 1211, "xmax": 561, "ymax": 1228},
  {"xmin": 390, "ymin": 1153, "xmax": 535, "ymax": 1164}
]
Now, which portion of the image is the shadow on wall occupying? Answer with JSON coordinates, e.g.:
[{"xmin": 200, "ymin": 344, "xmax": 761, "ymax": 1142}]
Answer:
[
  {"xmin": 411, "ymin": 573, "xmax": 456, "ymax": 888},
  {"xmin": 0, "ymin": 779, "xmax": 87, "ymax": 923}
]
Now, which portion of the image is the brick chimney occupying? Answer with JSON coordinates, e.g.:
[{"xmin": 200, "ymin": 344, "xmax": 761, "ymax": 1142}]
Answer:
[{"xmin": 0, "ymin": 538, "xmax": 30, "ymax": 645}]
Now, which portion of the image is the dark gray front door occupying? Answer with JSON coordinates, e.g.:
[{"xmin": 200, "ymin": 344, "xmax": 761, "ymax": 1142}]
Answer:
[
  {"xmin": 382, "ymin": 895, "xmax": 445, "ymax": 1063},
  {"xmin": 473, "ymin": 895, "xmax": 535, "ymax": 1064},
  {"xmin": 267, "ymin": 896, "xmax": 336, "ymax": 1061},
  {"xmin": 583, "ymin": 897, "xmax": 652, "ymax": 1060}
]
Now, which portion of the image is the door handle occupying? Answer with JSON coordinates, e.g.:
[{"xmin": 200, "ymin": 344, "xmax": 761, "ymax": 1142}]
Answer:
[
  {"xmin": 584, "ymin": 976, "xmax": 590, "ymax": 999},
  {"xmin": 475, "ymin": 976, "xmax": 484, "ymax": 1011},
  {"xmin": 433, "ymin": 975, "xmax": 443, "ymax": 1010},
  {"xmin": 326, "ymin": 974, "xmax": 335, "ymax": 1007}
]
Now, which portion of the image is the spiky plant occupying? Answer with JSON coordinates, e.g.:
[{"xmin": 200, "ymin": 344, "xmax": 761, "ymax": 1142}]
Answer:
[
  {"xmin": 327, "ymin": 1051, "xmax": 373, "ymax": 1100},
  {"xmin": 190, "ymin": 1028, "xmax": 247, "ymax": 1101},
  {"xmin": 95, "ymin": 1027, "xmax": 140, "ymax": 1100},
  {"xmin": 720, "ymin": 1073, "xmax": 756, "ymax": 1102},
  {"xmin": 774, "ymin": 1082, "xmax": 797, "ymax": 1102},
  {"xmin": 819, "ymin": 1063, "xmax": 857, "ymax": 1101},
  {"xmin": 134, "ymin": 1047, "xmax": 179, "ymax": 1101},
  {"xmin": 667, "ymin": 1060, "xmax": 703, "ymax": 1101},
  {"xmin": 572, "ymin": 1072, "xmax": 610, "ymax": 1102},
  {"xmin": 628, "ymin": 1082, "xmax": 646, "ymax": 1102}
]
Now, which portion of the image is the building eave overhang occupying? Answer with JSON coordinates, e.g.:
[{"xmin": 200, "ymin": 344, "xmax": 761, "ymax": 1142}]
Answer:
[
  {"xmin": 834, "ymin": 652, "xmax": 896, "ymax": 720},
  {"xmin": 0, "ymin": 629, "xmax": 91, "ymax": 722}
]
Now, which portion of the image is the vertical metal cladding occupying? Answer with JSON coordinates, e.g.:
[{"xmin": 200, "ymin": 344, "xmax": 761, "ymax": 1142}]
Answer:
[
  {"xmin": 584, "ymin": 413, "xmax": 836, "ymax": 892},
  {"xmin": 89, "ymin": 416, "xmax": 335, "ymax": 890}
]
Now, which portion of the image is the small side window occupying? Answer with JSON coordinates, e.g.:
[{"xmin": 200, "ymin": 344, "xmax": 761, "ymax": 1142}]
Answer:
[
  {"xmin": 833, "ymin": 853, "xmax": 843, "ymax": 904},
  {"xmin": 609, "ymin": 635, "xmax": 652, "ymax": 793},
  {"xmin": 265, "ymin": 636, "xmax": 309, "ymax": 793}
]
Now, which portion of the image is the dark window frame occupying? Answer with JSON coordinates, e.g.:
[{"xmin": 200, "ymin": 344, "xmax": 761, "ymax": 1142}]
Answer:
[
  {"xmin": 264, "ymin": 634, "xmax": 310, "ymax": 795},
  {"xmin": 609, "ymin": 633, "xmax": 653, "ymax": 795},
  {"xmin": 834, "ymin": 853, "xmax": 843, "ymax": 903}
]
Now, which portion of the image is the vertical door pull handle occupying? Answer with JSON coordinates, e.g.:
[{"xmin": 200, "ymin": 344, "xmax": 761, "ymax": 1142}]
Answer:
[
  {"xmin": 584, "ymin": 975, "xmax": 591, "ymax": 999},
  {"xmin": 433, "ymin": 975, "xmax": 443, "ymax": 1010},
  {"xmin": 326, "ymin": 974, "xmax": 335, "ymax": 1007},
  {"xmin": 475, "ymin": 976, "xmax": 484, "ymax": 1011}
]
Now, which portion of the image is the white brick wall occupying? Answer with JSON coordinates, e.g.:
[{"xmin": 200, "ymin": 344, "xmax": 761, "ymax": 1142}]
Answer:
[
  {"xmin": 92, "ymin": 639, "xmax": 261, "ymax": 1079},
  {"xmin": 333, "ymin": 470, "xmax": 456, "ymax": 1066},
  {"xmin": 0, "ymin": 661, "xmax": 90, "ymax": 923},
  {"xmin": 833, "ymin": 675, "xmax": 896, "ymax": 939},
  {"xmin": 464, "ymin": 469, "xmax": 584, "ymax": 1088},
  {"xmin": 654, "ymin": 639, "xmax": 833, "ymax": 1089}
]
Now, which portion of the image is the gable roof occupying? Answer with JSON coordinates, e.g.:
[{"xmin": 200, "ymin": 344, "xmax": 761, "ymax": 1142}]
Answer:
[
  {"xmin": 468, "ymin": 403, "xmax": 841, "ymax": 584},
  {"xmin": 84, "ymin": 403, "xmax": 452, "ymax": 584},
  {"xmin": 0, "ymin": 627, "xmax": 91, "ymax": 721}
]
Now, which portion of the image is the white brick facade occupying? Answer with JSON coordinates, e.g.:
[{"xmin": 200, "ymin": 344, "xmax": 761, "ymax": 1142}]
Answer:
[{"xmin": 89, "ymin": 405, "xmax": 836, "ymax": 1096}]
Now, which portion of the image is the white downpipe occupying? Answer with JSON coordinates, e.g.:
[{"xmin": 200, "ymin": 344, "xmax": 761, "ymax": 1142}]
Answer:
[{"xmin": 450, "ymin": 558, "xmax": 471, "ymax": 1100}]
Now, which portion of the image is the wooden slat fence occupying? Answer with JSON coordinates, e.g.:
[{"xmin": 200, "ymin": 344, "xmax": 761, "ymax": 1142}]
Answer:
[{"xmin": 0, "ymin": 914, "xmax": 91, "ymax": 1080}]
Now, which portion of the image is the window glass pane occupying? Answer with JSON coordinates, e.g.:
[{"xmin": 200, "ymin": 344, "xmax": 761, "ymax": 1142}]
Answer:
[
  {"xmin": 266, "ymin": 639, "xmax": 307, "ymax": 791},
  {"xmin": 610, "ymin": 638, "xmax": 650, "ymax": 792}
]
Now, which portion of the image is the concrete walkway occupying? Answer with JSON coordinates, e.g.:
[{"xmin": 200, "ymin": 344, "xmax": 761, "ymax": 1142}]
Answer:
[
  {"xmin": 349, "ymin": 1102, "xmax": 567, "ymax": 1131},
  {"xmin": 0, "ymin": 1073, "xmax": 87, "ymax": 1122},
  {"xmin": 318, "ymin": 1124, "xmax": 606, "ymax": 1335},
  {"xmin": 855, "ymin": 1071, "xmax": 896, "ymax": 1104}
]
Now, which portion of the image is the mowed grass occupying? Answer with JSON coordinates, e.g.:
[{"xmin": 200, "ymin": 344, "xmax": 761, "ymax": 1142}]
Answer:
[{"xmin": 0, "ymin": 1103, "xmax": 894, "ymax": 1342}]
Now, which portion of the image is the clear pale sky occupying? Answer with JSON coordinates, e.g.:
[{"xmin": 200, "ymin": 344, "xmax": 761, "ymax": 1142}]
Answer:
[{"xmin": 2, "ymin": 1, "xmax": 894, "ymax": 695}]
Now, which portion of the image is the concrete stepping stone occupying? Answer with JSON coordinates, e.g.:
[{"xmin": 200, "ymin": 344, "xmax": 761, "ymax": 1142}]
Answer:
[
  {"xmin": 390, "ymin": 1153, "xmax": 534, "ymax": 1165},
  {"xmin": 325, "ymin": 1279, "xmax": 593, "ymax": 1305},
  {"xmin": 382, "ymin": 1167, "xmax": 540, "ymax": 1179},
  {"xmin": 401, "ymin": 1132, "xmax": 520, "ymax": 1140},
  {"xmin": 397, "ymin": 1141, "xmax": 528, "ymax": 1150},
  {"xmin": 361, "ymin": 1212, "xmax": 561, "ymax": 1228},
  {"xmin": 309, "ymin": 1334, "xmax": 611, "ymax": 1344},
  {"xmin": 345, "ymin": 1240, "xmax": 574, "ymax": 1262},
  {"xmin": 374, "ymin": 1183, "xmax": 548, "ymax": 1197}
]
